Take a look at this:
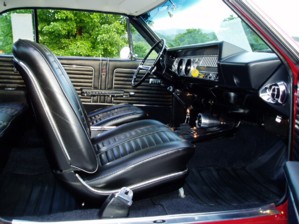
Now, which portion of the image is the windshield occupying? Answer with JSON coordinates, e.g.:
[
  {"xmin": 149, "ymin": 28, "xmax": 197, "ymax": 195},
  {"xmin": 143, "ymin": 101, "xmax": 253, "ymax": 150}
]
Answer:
[
  {"xmin": 250, "ymin": 0, "xmax": 299, "ymax": 45},
  {"xmin": 141, "ymin": 0, "xmax": 269, "ymax": 52}
]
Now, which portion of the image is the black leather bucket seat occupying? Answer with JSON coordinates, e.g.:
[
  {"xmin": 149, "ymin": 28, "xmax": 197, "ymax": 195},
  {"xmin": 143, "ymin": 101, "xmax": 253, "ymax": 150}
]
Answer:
[
  {"xmin": 13, "ymin": 39, "xmax": 194, "ymax": 200},
  {"xmin": 88, "ymin": 103, "xmax": 145, "ymax": 127}
]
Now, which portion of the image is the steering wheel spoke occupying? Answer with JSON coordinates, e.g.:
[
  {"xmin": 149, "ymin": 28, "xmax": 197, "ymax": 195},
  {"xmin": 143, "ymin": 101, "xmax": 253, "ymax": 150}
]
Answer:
[{"xmin": 131, "ymin": 39, "xmax": 166, "ymax": 87}]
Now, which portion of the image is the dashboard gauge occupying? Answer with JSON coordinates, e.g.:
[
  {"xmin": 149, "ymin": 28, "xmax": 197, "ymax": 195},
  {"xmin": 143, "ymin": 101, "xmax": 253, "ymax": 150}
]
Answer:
[
  {"xmin": 177, "ymin": 59, "xmax": 184, "ymax": 75},
  {"xmin": 172, "ymin": 53, "xmax": 218, "ymax": 81},
  {"xmin": 185, "ymin": 59, "xmax": 192, "ymax": 75}
]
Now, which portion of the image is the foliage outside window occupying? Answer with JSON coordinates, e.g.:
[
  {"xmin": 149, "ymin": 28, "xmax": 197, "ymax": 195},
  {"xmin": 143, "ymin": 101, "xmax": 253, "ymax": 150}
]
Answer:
[
  {"xmin": 0, "ymin": 9, "xmax": 135, "ymax": 58},
  {"xmin": 37, "ymin": 10, "xmax": 128, "ymax": 57},
  {"xmin": 131, "ymin": 25, "xmax": 157, "ymax": 59}
]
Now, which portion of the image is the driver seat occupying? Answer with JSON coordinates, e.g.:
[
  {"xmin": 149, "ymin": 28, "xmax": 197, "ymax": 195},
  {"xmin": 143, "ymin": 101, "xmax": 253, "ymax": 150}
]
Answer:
[
  {"xmin": 13, "ymin": 39, "xmax": 194, "ymax": 201},
  {"xmin": 87, "ymin": 103, "xmax": 145, "ymax": 127},
  {"xmin": 16, "ymin": 45, "xmax": 146, "ymax": 128}
]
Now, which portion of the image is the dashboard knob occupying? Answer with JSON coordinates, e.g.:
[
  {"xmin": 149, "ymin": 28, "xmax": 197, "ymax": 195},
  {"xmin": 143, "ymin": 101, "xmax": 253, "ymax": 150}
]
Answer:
[{"xmin": 191, "ymin": 68, "xmax": 199, "ymax": 78}]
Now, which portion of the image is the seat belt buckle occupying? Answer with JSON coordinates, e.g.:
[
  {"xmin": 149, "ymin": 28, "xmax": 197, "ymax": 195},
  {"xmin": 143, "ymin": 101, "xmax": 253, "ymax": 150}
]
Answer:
[
  {"xmin": 99, "ymin": 187, "xmax": 133, "ymax": 218},
  {"xmin": 116, "ymin": 187, "xmax": 133, "ymax": 206}
]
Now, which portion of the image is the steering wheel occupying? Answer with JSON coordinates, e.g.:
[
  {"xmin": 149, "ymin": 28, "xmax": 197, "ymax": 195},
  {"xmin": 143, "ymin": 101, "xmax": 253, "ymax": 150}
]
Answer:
[{"xmin": 131, "ymin": 39, "xmax": 166, "ymax": 87}]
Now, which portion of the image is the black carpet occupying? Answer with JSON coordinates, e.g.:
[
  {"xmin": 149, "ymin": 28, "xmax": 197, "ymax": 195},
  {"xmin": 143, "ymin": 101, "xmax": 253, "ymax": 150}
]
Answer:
[
  {"xmin": 0, "ymin": 124, "xmax": 287, "ymax": 220},
  {"xmin": 0, "ymin": 147, "xmax": 79, "ymax": 218},
  {"xmin": 130, "ymin": 124, "xmax": 286, "ymax": 216},
  {"xmin": 185, "ymin": 167, "xmax": 282, "ymax": 207}
]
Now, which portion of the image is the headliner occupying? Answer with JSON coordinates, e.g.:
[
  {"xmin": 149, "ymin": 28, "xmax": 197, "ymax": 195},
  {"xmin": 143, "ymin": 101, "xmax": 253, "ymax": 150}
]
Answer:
[{"xmin": 0, "ymin": 0, "xmax": 167, "ymax": 15}]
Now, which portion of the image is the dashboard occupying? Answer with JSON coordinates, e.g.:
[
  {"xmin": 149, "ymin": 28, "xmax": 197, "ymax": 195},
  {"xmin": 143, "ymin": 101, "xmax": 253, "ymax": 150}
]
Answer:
[
  {"xmin": 172, "ymin": 54, "xmax": 218, "ymax": 82},
  {"xmin": 167, "ymin": 41, "xmax": 282, "ymax": 89},
  {"xmin": 163, "ymin": 41, "xmax": 290, "ymax": 116}
]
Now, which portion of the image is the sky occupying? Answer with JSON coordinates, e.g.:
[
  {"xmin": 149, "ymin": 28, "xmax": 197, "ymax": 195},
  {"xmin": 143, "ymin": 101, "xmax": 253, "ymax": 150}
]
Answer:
[
  {"xmin": 151, "ymin": 0, "xmax": 299, "ymax": 40},
  {"xmin": 251, "ymin": 0, "xmax": 299, "ymax": 38},
  {"xmin": 151, "ymin": 0, "xmax": 232, "ymax": 32},
  {"xmin": 149, "ymin": 0, "xmax": 252, "ymax": 51}
]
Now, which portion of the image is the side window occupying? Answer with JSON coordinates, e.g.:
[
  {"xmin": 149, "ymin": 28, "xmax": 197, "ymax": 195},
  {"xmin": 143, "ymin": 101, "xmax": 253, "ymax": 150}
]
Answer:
[
  {"xmin": 37, "ymin": 10, "xmax": 129, "ymax": 58},
  {"xmin": 131, "ymin": 25, "xmax": 157, "ymax": 59},
  {"xmin": 0, "ymin": 9, "xmax": 158, "ymax": 59},
  {"xmin": 0, "ymin": 9, "xmax": 34, "ymax": 54}
]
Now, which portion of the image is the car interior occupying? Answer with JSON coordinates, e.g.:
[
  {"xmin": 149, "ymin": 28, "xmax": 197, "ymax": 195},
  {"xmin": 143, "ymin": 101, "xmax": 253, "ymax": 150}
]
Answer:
[{"xmin": 0, "ymin": 0, "xmax": 292, "ymax": 222}]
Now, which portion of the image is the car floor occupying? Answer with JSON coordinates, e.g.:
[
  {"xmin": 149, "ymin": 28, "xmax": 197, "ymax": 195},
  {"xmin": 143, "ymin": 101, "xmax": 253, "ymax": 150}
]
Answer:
[{"xmin": 0, "ymin": 123, "xmax": 287, "ymax": 221}]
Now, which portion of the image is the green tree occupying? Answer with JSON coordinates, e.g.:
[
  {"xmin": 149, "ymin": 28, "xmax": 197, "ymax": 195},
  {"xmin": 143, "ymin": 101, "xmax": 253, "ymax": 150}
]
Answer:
[
  {"xmin": 133, "ymin": 42, "xmax": 148, "ymax": 58},
  {"xmin": 38, "ymin": 10, "xmax": 128, "ymax": 57},
  {"xmin": 0, "ymin": 12, "xmax": 13, "ymax": 53},
  {"xmin": 242, "ymin": 23, "xmax": 269, "ymax": 51},
  {"xmin": 222, "ymin": 15, "xmax": 269, "ymax": 51},
  {"xmin": 173, "ymin": 29, "xmax": 217, "ymax": 47},
  {"xmin": 131, "ymin": 25, "xmax": 158, "ymax": 59}
]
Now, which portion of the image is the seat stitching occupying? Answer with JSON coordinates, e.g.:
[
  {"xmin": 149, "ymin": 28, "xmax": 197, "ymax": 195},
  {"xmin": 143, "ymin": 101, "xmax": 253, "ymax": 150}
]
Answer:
[
  {"xmin": 96, "ymin": 125, "xmax": 170, "ymax": 154},
  {"xmin": 88, "ymin": 147, "xmax": 186, "ymax": 181}
]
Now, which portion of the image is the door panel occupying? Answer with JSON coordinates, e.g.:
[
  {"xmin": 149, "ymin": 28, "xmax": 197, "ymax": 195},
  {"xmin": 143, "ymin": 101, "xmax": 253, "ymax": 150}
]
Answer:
[
  {"xmin": 60, "ymin": 58, "xmax": 173, "ymax": 121},
  {"xmin": 63, "ymin": 64, "xmax": 94, "ymax": 104},
  {"xmin": 0, "ymin": 56, "xmax": 173, "ymax": 123},
  {"xmin": 112, "ymin": 68, "xmax": 172, "ymax": 106},
  {"xmin": 0, "ymin": 56, "xmax": 26, "ymax": 103}
]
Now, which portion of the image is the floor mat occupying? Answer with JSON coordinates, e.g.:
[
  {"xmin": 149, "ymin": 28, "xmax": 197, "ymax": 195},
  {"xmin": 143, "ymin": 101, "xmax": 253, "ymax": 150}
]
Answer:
[
  {"xmin": 185, "ymin": 167, "xmax": 283, "ymax": 207},
  {"xmin": 130, "ymin": 167, "xmax": 284, "ymax": 217},
  {"xmin": 130, "ymin": 125, "xmax": 286, "ymax": 216},
  {"xmin": 0, "ymin": 124, "xmax": 286, "ymax": 220},
  {"xmin": 0, "ymin": 147, "xmax": 79, "ymax": 218}
]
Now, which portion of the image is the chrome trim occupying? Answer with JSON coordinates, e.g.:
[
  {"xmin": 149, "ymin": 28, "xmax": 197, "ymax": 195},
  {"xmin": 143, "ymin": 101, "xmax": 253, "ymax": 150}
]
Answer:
[
  {"xmin": 81, "ymin": 103, "xmax": 171, "ymax": 108},
  {"xmin": 259, "ymin": 81, "xmax": 288, "ymax": 105},
  {"xmin": 15, "ymin": 59, "xmax": 99, "ymax": 174},
  {"xmin": 15, "ymin": 60, "xmax": 71, "ymax": 161},
  {"xmin": 90, "ymin": 126, "xmax": 116, "ymax": 131},
  {"xmin": 196, "ymin": 113, "xmax": 222, "ymax": 128},
  {"xmin": 12, "ymin": 204, "xmax": 279, "ymax": 224},
  {"xmin": 76, "ymin": 169, "xmax": 188, "ymax": 195},
  {"xmin": 116, "ymin": 187, "xmax": 133, "ymax": 206}
]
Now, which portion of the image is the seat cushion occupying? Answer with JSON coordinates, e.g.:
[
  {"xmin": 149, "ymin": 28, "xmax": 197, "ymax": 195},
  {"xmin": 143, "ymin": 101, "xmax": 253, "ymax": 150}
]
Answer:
[
  {"xmin": 84, "ymin": 119, "xmax": 194, "ymax": 192},
  {"xmin": 0, "ymin": 103, "xmax": 27, "ymax": 138},
  {"xmin": 88, "ymin": 104, "xmax": 146, "ymax": 127}
]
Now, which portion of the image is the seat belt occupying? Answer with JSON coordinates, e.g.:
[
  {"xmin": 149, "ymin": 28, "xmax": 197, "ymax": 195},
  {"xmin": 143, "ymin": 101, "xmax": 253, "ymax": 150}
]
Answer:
[{"xmin": 99, "ymin": 187, "xmax": 133, "ymax": 218}]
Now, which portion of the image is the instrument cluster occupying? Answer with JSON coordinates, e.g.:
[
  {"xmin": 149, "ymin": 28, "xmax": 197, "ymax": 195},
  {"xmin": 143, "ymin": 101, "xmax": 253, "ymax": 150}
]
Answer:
[{"xmin": 172, "ymin": 55, "xmax": 219, "ymax": 81}]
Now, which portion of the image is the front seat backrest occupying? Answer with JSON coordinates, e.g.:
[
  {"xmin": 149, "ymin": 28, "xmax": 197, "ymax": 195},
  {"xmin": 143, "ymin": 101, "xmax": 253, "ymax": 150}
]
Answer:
[{"xmin": 13, "ymin": 39, "xmax": 98, "ymax": 173}]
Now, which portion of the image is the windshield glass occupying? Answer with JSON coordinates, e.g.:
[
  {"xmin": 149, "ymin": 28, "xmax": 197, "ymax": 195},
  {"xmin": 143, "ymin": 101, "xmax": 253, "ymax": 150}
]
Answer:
[
  {"xmin": 250, "ymin": 0, "xmax": 299, "ymax": 45},
  {"xmin": 141, "ymin": 0, "xmax": 269, "ymax": 52}
]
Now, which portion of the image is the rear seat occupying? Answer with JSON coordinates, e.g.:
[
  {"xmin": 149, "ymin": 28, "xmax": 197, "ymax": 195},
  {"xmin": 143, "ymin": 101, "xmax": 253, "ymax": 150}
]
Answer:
[{"xmin": 0, "ymin": 102, "xmax": 27, "ymax": 139}]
